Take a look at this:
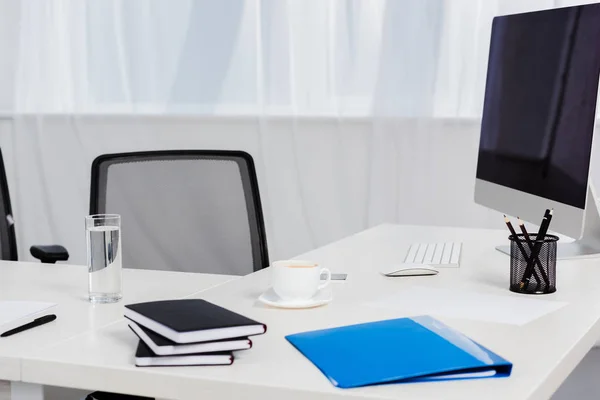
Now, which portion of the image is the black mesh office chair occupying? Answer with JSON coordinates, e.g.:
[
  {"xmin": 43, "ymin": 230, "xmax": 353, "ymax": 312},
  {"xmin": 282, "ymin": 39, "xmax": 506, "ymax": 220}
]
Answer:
[
  {"xmin": 85, "ymin": 150, "xmax": 268, "ymax": 400},
  {"xmin": 89, "ymin": 150, "xmax": 269, "ymax": 275},
  {"xmin": 0, "ymin": 149, "xmax": 68, "ymax": 263},
  {"xmin": 0, "ymin": 150, "xmax": 18, "ymax": 261}
]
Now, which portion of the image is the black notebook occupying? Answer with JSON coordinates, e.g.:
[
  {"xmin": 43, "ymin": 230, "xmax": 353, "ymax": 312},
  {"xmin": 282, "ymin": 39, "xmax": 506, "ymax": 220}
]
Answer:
[
  {"xmin": 128, "ymin": 321, "xmax": 252, "ymax": 356},
  {"xmin": 135, "ymin": 340, "xmax": 233, "ymax": 367},
  {"xmin": 124, "ymin": 299, "xmax": 266, "ymax": 343}
]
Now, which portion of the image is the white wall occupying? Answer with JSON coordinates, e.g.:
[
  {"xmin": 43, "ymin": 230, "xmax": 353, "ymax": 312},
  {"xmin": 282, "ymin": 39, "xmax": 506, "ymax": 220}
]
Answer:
[
  {"xmin": 1, "ymin": 116, "xmax": 599, "ymax": 265},
  {"xmin": 0, "ymin": 116, "xmax": 511, "ymax": 265}
]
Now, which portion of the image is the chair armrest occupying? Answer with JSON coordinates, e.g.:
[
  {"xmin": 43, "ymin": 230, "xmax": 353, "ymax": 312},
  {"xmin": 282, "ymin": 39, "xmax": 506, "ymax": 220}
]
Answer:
[{"xmin": 30, "ymin": 245, "xmax": 69, "ymax": 264}]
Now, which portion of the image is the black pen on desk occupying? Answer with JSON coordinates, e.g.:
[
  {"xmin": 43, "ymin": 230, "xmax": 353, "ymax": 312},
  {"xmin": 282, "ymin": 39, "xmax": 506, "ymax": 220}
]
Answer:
[
  {"xmin": 529, "ymin": 209, "xmax": 552, "ymax": 262},
  {"xmin": 1, "ymin": 314, "xmax": 57, "ymax": 338},
  {"xmin": 503, "ymin": 216, "xmax": 540, "ymax": 288},
  {"xmin": 503, "ymin": 215, "xmax": 541, "ymax": 289},
  {"xmin": 546, "ymin": 208, "xmax": 554, "ymax": 227},
  {"xmin": 518, "ymin": 218, "xmax": 550, "ymax": 288},
  {"xmin": 521, "ymin": 210, "xmax": 552, "ymax": 288},
  {"xmin": 519, "ymin": 216, "xmax": 547, "ymax": 289}
]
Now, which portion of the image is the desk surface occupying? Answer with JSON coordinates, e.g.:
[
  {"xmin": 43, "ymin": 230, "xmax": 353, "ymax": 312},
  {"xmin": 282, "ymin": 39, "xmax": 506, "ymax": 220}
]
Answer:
[
  {"xmin": 15, "ymin": 224, "xmax": 600, "ymax": 400},
  {"xmin": 0, "ymin": 262, "xmax": 235, "ymax": 381}
]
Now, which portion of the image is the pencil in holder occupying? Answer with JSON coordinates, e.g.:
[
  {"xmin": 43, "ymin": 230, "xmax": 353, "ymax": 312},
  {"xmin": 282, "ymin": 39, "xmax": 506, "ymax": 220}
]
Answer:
[{"xmin": 509, "ymin": 233, "xmax": 558, "ymax": 295}]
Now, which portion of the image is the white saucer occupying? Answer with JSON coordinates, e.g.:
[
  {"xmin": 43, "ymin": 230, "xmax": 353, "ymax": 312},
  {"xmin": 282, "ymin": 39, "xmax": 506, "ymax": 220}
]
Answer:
[{"xmin": 258, "ymin": 288, "xmax": 332, "ymax": 309}]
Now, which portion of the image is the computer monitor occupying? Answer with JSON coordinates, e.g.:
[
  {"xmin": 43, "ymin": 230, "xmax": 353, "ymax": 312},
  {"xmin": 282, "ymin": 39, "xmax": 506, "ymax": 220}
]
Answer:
[{"xmin": 474, "ymin": 4, "xmax": 600, "ymax": 258}]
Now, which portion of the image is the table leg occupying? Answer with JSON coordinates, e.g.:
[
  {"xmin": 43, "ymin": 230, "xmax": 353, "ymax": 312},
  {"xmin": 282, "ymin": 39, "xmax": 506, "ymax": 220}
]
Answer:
[
  {"xmin": 10, "ymin": 382, "xmax": 43, "ymax": 400},
  {"xmin": 0, "ymin": 380, "xmax": 9, "ymax": 400}
]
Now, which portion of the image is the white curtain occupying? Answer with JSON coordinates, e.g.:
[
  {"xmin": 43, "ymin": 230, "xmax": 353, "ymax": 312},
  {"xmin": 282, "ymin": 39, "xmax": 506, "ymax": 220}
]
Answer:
[
  {"xmin": 0, "ymin": 0, "xmax": 599, "ymax": 264},
  {"xmin": 2, "ymin": 0, "xmax": 597, "ymax": 116}
]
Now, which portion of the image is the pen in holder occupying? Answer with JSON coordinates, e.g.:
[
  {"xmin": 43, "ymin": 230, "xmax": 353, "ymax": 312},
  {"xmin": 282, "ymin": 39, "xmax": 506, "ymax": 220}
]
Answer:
[{"xmin": 509, "ymin": 234, "xmax": 558, "ymax": 295}]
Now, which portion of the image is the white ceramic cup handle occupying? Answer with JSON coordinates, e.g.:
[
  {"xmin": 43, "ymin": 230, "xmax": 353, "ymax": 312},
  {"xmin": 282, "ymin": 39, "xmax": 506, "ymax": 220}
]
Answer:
[{"xmin": 318, "ymin": 268, "xmax": 332, "ymax": 290}]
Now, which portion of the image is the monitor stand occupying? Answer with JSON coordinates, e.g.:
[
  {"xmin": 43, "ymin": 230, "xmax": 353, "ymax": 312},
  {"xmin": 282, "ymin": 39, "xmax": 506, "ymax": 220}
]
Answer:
[{"xmin": 496, "ymin": 186, "xmax": 600, "ymax": 260}]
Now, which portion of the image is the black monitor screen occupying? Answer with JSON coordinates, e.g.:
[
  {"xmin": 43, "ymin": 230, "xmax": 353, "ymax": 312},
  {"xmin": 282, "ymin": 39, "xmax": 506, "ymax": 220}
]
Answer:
[{"xmin": 476, "ymin": 4, "xmax": 600, "ymax": 209}]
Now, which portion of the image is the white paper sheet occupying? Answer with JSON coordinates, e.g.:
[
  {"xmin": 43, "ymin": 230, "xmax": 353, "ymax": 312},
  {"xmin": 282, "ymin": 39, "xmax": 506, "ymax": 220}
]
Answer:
[
  {"xmin": 0, "ymin": 301, "xmax": 57, "ymax": 331},
  {"xmin": 366, "ymin": 286, "xmax": 567, "ymax": 326}
]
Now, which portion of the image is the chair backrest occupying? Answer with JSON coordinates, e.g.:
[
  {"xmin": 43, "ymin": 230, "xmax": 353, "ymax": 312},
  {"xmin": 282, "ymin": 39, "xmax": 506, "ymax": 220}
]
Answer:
[
  {"xmin": 0, "ymin": 149, "xmax": 17, "ymax": 261},
  {"xmin": 90, "ymin": 150, "xmax": 269, "ymax": 275}
]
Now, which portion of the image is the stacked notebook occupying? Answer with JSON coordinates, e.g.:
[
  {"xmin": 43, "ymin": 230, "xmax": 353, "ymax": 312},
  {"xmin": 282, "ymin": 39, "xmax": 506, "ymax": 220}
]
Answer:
[{"xmin": 124, "ymin": 299, "xmax": 266, "ymax": 367}]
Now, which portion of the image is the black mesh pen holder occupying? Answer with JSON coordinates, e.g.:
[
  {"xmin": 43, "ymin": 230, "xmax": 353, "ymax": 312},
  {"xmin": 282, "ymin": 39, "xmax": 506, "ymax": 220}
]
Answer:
[{"xmin": 509, "ymin": 234, "xmax": 558, "ymax": 295}]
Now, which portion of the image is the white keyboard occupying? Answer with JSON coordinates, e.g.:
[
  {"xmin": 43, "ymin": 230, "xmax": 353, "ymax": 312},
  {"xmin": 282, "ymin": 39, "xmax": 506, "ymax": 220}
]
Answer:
[{"xmin": 403, "ymin": 242, "xmax": 462, "ymax": 267}]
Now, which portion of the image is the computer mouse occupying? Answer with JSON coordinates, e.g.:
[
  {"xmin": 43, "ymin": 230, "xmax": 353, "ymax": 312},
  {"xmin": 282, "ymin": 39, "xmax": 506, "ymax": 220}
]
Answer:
[{"xmin": 381, "ymin": 265, "xmax": 439, "ymax": 277}]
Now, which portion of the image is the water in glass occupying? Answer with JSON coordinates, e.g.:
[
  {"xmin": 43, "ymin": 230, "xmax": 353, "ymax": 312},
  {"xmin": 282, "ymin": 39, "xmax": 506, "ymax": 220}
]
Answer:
[{"xmin": 87, "ymin": 220, "xmax": 122, "ymax": 303}]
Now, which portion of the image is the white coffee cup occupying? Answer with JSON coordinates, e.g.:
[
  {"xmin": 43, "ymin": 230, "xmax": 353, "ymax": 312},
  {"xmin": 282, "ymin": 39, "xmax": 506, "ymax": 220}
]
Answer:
[{"xmin": 272, "ymin": 260, "xmax": 331, "ymax": 301}]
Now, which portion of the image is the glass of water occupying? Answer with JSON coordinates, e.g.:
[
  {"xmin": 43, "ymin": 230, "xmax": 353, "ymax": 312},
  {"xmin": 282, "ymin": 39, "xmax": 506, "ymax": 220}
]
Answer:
[{"xmin": 86, "ymin": 214, "xmax": 122, "ymax": 303}]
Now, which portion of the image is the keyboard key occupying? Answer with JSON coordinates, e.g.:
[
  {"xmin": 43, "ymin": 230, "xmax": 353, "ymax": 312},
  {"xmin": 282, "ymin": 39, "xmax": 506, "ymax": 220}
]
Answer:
[
  {"xmin": 415, "ymin": 243, "xmax": 428, "ymax": 264},
  {"xmin": 404, "ymin": 244, "xmax": 418, "ymax": 263},
  {"xmin": 450, "ymin": 242, "xmax": 462, "ymax": 265},
  {"xmin": 441, "ymin": 242, "xmax": 453, "ymax": 264},
  {"xmin": 424, "ymin": 243, "xmax": 436, "ymax": 263},
  {"xmin": 404, "ymin": 242, "xmax": 462, "ymax": 266},
  {"xmin": 432, "ymin": 244, "xmax": 444, "ymax": 264}
]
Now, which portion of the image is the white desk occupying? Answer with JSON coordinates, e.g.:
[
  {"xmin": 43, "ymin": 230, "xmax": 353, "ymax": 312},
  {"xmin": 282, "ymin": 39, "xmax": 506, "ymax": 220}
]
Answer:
[
  {"xmin": 0, "ymin": 261, "xmax": 235, "ymax": 397},
  {"xmin": 12, "ymin": 224, "xmax": 600, "ymax": 399}
]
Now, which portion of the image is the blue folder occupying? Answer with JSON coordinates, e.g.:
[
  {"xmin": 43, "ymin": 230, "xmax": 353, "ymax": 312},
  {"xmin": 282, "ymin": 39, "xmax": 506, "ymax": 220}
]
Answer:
[{"xmin": 285, "ymin": 316, "xmax": 512, "ymax": 388}]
